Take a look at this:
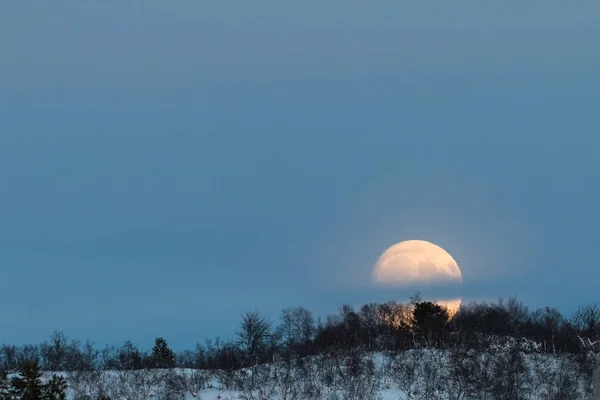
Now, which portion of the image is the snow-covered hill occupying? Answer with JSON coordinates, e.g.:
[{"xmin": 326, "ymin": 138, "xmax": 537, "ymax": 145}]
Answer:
[{"xmin": 12, "ymin": 346, "xmax": 592, "ymax": 400}]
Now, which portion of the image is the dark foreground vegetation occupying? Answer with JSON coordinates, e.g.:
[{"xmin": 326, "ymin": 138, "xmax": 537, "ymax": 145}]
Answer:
[{"xmin": 2, "ymin": 295, "xmax": 600, "ymax": 399}]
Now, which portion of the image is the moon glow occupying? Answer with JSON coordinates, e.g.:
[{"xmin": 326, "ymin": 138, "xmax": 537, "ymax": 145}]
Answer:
[{"xmin": 372, "ymin": 240, "xmax": 462, "ymax": 285}]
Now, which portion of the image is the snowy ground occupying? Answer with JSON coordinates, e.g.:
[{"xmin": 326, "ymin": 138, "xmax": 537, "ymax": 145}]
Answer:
[{"xmin": 13, "ymin": 349, "xmax": 590, "ymax": 400}]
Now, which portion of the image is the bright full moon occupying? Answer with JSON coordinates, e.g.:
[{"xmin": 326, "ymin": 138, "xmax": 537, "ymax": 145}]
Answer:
[
  {"xmin": 372, "ymin": 240, "xmax": 462, "ymax": 285},
  {"xmin": 372, "ymin": 240, "xmax": 463, "ymax": 319}
]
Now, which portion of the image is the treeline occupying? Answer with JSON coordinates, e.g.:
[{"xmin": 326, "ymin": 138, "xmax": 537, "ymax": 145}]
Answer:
[
  {"xmin": 2, "ymin": 295, "xmax": 600, "ymax": 399},
  {"xmin": 0, "ymin": 295, "xmax": 598, "ymax": 373}
]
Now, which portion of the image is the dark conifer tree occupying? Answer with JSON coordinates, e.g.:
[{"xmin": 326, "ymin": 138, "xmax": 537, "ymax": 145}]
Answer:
[
  {"xmin": 10, "ymin": 361, "xmax": 44, "ymax": 400},
  {"xmin": 0, "ymin": 370, "xmax": 9, "ymax": 400},
  {"xmin": 413, "ymin": 301, "xmax": 450, "ymax": 345},
  {"xmin": 151, "ymin": 337, "xmax": 176, "ymax": 368},
  {"xmin": 43, "ymin": 375, "xmax": 68, "ymax": 400}
]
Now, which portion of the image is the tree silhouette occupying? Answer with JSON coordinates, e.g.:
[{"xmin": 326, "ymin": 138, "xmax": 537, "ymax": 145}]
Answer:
[
  {"xmin": 11, "ymin": 361, "xmax": 45, "ymax": 400},
  {"xmin": 151, "ymin": 337, "xmax": 176, "ymax": 369},
  {"xmin": 44, "ymin": 375, "xmax": 68, "ymax": 400},
  {"xmin": 8, "ymin": 360, "xmax": 66, "ymax": 400},
  {"xmin": 237, "ymin": 311, "xmax": 272, "ymax": 363},
  {"xmin": 0, "ymin": 370, "xmax": 10, "ymax": 399},
  {"xmin": 413, "ymin": 301, "xmax": 449, "ymax": 346}
]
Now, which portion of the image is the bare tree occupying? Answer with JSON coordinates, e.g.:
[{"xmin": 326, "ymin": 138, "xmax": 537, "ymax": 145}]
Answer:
[
  {"xmin": 156, "ymin": 369, "xmax": 187, "ymax": 400},
  {"xmin": 116, "ymin": 368, "xmax": 162, "ymax": 400},
  {"xmin": 291, "ymin": 352, "xmax": 329, "ymax": 399},
  {"xmin": 15, "ymin": 344, "xmax": 42, "ymax": 370},
  {"xmin": 531, "ymin": 353, "xmax": 580, "ymax": 400},
  {"xmin": 446, "ymin": 346, "xmax": 491, "ymax": 400},
  {"xmin": 185, "ymin": 368, "xmax": 210, "ymax": 398},
  {"xmin": 531, "ymin": 307, "xmax": 563, "ymax": 354},
  {"xmin": 359, "ymin": 303, "xmax": 383, "ymax": 350},
  {"xmin": 237, "ymin": 310, "xmax": 272, "ymax": 391},
  {"xmin": 389, "ymin": 349, "xmax": 423, "ymax": 400},
  {"xmin": 378, "ymin": 301, "xmax": 413, "ymax": 332},
  {"xmin": 117, "ymin": 341, "xmax": 147, "ymax": 370},
  {"xmin": 578, "ymin": 335, "xmax": 600, "ymax": 399},
  {"xmin": 333, "ymin": 350, "xmax": 382, "ymax": 400},
  {"xmin": 40, "ymin": 331, "xmax": 76, "ymax": 372},
  {"xmin": 67, "ymin": 368, "xmax": 105, "ymax": 400},
  {"xmin": 489, "ymin": 346, "xmax": 532, "ymax": 400},
  {"xmin": 176, "ymin": 350, "xmax": 195, "ymax": 369},
  {"xmin": 211, "ymin": 341, "xmax": 242, "ymax": 390},
  {"xmin": 0, "ymin": 344, "xmax": 17, "ymax": 372},
  {"xmin": 419, "ymin": 350, "xmax": 446, "ymax": 400},
  {"xmin": 99, "ymin": 345, "xmax": 119, "ymax": 371},
  {"xmin": 238, "ymin": 363, "xmax": 278, "ymax": 400},
  {"xmin": 504, "ymin": 296, "xmax": 530, "ymax": 337},
  {"xmin": 574, "ymin": 303, "xmax": 600, "ymax": 339},
  {"xmin": 278, "ymin": 307, "xmax": 315, "ymax": 352},
  {"xmin": 272, "ymin": 357, "xmax": 299, "ymax": 400}
]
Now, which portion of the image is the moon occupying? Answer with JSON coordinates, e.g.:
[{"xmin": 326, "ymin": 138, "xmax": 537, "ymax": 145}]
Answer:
[
  {"xmin": 372, "ymin": 240, "xmax": 462, "ymax": 285},
  {"xmin": 372, "ymin": 240, "xmax": 463, "ymax": 319}
]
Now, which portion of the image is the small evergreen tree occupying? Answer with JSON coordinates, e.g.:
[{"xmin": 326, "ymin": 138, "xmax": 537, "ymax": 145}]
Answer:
[
  {"xmin": 9, "ymin": 361, "xmax": 68, "ymax": 400},
  {"xmin": 0, "ymin": 370, "xmax": 10, "ymax": 400},
  {"xmin": 151, "ymin": 337, "xmax": 176, "ymax": 368},
  {"xmin": 42, "ymin": 375, "xmax": 67, "ymax": 400},
  {"xmin": 10, "ymin": 361, "xmax": 44, "ymax": 400}
]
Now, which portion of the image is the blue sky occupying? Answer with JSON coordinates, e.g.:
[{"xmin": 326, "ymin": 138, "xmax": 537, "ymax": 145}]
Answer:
[{"xmin": 1, "ymin": 1, "xmax": 600, "ymax": 350}]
